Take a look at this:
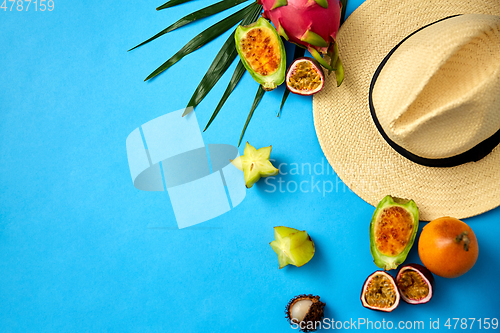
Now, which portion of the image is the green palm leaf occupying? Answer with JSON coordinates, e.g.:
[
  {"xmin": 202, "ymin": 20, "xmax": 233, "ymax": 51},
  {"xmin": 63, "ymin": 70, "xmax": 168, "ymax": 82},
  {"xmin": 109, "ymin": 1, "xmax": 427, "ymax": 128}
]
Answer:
[
  {"xmin": 156, "ymin": 0, "xmax": 193, "ymax": 11},
  {"xmin": 203, "ymin": 60, "xmax": 246, "ymax": 131},
  {"xmin": 183, "ymin": 33, "xmax": 238, "ymax": 115},
  {"xmin": 278, "ymin": 45, "xmax": 306, "ymax": 117},
  {"xmin": 340, "ymin": 0, "xmax": 348, "ymax": 26},
  {"xmin": 238, "ymin": 85, "xmax": 265, "ymax": 146},
  {"xmin": 144, "ymin": 2, "xmax": 257, "ymax": 81},
  {"xmin": 184, "ymin": 2, "xmax": 262, "ymax": 116},
  {"xmin": 130, "ymin": 0, "xmax": 250, "ymax": 51}
]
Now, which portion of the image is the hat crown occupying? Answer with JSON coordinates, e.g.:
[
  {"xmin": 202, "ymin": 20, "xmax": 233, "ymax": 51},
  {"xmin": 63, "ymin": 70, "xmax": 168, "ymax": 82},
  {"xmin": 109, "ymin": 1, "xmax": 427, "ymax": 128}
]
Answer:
[{"xmin": 373, "ymin": 14, "xmax": 500, "ymax": 159}]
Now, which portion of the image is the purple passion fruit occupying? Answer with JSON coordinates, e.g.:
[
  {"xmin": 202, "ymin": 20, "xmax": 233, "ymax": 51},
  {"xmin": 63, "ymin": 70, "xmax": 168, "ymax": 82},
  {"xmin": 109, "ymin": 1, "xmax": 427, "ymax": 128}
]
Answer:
[
  {"xmin": 361, "ymin": 271, "xmax": 400, "ymax": 312},
  {"xmin": 285, "ymin": 57, "xmax": 325, "ymax": 95},
  {"xmin": 396, "ymin": 264, "xmax": 434, "ymax": 305},
  {"xmin": 370, "ymin": 196, "xmax": 419, "ymax": 270},
  {"xmin": 235, "ymin": 17, "xmax": 286, "ymax": 91},
  {"xmin": 286, "ymin": 295, "xmax": 325, "ymax": 332}
]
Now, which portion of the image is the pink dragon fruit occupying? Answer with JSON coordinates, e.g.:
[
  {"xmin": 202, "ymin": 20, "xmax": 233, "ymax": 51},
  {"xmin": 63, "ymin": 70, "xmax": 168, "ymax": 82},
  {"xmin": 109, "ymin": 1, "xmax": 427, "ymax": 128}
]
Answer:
[{"xmin": 258, "ymin": 0, "xmax": 344, "ymax": 85}]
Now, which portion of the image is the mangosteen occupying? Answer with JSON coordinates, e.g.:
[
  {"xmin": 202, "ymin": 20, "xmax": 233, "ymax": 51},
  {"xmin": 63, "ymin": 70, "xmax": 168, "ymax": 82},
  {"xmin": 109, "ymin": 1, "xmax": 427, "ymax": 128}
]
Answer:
[
  {"xmin": 285, "ymin": 295, "xmax": 325, "ymax": 332},
  {"xmin": 361, "ymin": 270, "xmax": 400, "ymax": 312},
  {"xmin": 396, "ymin": 264, "xmax": 435, "ymax": 304}
]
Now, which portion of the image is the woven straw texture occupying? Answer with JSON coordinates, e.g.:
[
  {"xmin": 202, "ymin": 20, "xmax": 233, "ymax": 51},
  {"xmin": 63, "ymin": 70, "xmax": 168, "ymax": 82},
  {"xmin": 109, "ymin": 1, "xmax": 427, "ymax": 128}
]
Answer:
[
  {"xmin": 313, "ymin": 0, "xmax": 500, "ymax": 221},
  {"xmin": 374, "ymin": 14, "xmax": 500, "ymax": 159}
]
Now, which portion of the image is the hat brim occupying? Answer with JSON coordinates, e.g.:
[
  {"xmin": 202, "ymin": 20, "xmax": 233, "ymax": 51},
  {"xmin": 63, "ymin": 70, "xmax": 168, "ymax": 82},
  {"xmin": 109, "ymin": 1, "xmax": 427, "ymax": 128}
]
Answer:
[{"xmin": 313, "ymin": 0, "xmax": 500, "ymax": 221}]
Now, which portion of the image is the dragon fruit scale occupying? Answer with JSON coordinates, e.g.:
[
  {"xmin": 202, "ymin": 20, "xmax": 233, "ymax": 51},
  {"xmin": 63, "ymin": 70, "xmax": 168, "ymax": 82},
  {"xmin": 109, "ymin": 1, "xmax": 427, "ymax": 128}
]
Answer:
[{"xmin": 258, "ymin": 0, "xmax": 344, "ymax": 86}]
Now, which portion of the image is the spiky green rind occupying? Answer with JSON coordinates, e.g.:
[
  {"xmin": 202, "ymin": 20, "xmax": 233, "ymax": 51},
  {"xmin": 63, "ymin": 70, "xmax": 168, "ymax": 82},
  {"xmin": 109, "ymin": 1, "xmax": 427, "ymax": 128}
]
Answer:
[
  {"xmin": 277, "ymin": 22, "xmax": 289, "ymax": 41},
  {"xmin": 334, "ymin": 56, "xmax": 344, "ymax": 86},
  {"xmin": 235, "ymin": 17, "xmax": 287, "ymax": 91},
  {"xmin": 314, "ymin": 0, "xmax": 329, "ymax": 9},
  {"xmin": 331, "ymin": 41, "xmax": 344, "ymax": 86},
  {"xmin": 300, "ymin": 30, "xmax": 329, "ymax": 48},
  {"xmin": 369, "ymin": 196, "xmax": 419, "ymax": 271},
  {"xmin": 271, "ymin": 0, "xmax": 288, "ymax": 9},
  {"xmin": 308, "ymin": 47, "xmax": 334, "ymax": 71}
]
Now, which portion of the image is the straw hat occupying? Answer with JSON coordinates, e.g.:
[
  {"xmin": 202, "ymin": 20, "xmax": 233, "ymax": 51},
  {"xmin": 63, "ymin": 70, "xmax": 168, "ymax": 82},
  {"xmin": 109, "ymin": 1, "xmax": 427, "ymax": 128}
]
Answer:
[{"xmin": 313, "ymin": 0, "xmax": 500, "ymax": 221}]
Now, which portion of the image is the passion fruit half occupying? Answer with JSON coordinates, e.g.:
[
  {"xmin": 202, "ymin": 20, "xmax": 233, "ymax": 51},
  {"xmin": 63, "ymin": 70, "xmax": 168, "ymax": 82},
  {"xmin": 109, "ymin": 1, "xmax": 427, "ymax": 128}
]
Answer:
[
  {"xmin": 396, "ymin": 264, "xmax": 434, "ymax": 305},
  {"xmin": 370, "ymin": 195, "xmax": 419, "ymax": 270},
  {"xmin": 361, "ymin": 271, "xmax": 400, "ymax": 312},
  {"xmin": 235, "ymin": 17, "xmax": 286, "ymax": 91},
  {"xmin": 285, "ymin": 57, "xmax": 325, "ymax": 96}
]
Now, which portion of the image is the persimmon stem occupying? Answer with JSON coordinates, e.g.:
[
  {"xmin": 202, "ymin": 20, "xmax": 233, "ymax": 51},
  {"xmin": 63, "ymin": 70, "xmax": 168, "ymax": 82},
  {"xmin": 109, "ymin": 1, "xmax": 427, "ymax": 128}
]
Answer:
[{"xmin": 455, "ymin": 231, "xmax": 470, "ymax": 251}]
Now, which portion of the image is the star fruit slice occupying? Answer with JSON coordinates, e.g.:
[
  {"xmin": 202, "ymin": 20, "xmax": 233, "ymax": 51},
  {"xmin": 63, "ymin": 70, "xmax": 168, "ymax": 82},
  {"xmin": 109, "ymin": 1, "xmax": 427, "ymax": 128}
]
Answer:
[
  {"xmin": 231, "ymin": 142, "xmax": 279, "ymax": 188},
  {"xmin": 270, "ymin": 226, "xmax": 315, "ymax": 269}
]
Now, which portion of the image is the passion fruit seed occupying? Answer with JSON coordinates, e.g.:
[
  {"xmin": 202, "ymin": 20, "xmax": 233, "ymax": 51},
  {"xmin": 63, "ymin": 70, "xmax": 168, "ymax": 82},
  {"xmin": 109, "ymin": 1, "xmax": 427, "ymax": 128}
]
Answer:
[
  {"xmin": 285, "ymin": 57, "xmax": 325, "ymax": 95},
  {"xmin": 364, "ymin": 274, "xmax": 397, "ymax": 309},
  {"xmin": 287, "ymin": 61, "xmax": 321, "ymax": 91},
  {"xmin": 361, "ymin": 270, "xmax": 400, "ymax": 312},
  {"xmin": 397, "ymin": 271, "xmax": 429, "ymax": 301},
  {"xmin": 396, "ymin": 264, "xmax": 434, "ymax": 304}
]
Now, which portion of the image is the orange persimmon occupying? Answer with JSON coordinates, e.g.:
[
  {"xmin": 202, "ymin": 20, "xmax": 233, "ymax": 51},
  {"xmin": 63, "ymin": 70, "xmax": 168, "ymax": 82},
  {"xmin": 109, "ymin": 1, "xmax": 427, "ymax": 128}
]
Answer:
[{"xmin": 418, "ymin": 217, "xmax": 478, "ymax": 278}]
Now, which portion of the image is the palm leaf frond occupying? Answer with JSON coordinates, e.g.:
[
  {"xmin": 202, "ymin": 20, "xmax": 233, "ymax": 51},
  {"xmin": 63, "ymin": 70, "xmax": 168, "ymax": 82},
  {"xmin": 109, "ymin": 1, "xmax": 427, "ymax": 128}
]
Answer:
[
  {"xmin": 184, "ymin": 33, "xmax": 238, "ymax": 115},
  {"xmin": 130, "ymin": 0, "xmax": 250, "ymax": 51},
  {"xmin": 340, "ymin": 0, "xmax": 348, "ymax": 26},
  {"xmin": 144, "ymin": 2, "xmax": 257, "ymax": 81},
  {"xmin": 238, "ymin": 85, "xmax": 265, "ymax": 146},
  {"xmin": 204, "ymin": 60, "xmax": 246, "ymax": 131},
  {"xmin": 184, "ymin": 3, "xmax": 262, "ymax": 116},
  {"xmin": 278, "ymin": 45, "xmax": 306, "ymax": 117},
  {"xmin": 156, "ymin": 0, "xmax": 193, "ymax": 11}
]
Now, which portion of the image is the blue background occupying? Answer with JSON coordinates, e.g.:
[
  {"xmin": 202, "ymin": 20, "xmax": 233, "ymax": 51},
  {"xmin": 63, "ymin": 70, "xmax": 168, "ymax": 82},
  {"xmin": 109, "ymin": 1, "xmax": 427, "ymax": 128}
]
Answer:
[{"xmin": 1, "ymin": 0, "xmax": 499, "ymax": 332}]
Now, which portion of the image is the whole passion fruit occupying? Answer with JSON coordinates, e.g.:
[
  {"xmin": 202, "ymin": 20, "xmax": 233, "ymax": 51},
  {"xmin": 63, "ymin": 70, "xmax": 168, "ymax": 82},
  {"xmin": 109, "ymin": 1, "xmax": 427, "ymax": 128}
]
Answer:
[
  {"xmin": 370, "ymin": 196, "xmax": 419, "ymax": 270},
  {"xmin": 235, "ymin": 17, "xmax": 286, "ymax": 91},
  {"xmin": 396, "ymin": 264, "xmax": 434, "ymax": 305},
  {"xmin": 361, "ymin": 271, "xmax": 400, "ymax": 312},
  {"xmin": 285, "ymin": 57, "xmax": 325, "ymax": 95},
  {"xmin": 286, "ymin": 294, "xmax": 325, "ymax": 332}
]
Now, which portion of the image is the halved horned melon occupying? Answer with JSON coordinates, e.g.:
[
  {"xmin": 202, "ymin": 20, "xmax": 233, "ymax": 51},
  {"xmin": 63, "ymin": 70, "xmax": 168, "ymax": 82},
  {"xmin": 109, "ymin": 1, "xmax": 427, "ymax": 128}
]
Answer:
[
  {"xmin": 235, "ymin": 17, "xmax": 286, "ymax": 91},
  {"xmin": 369, "ymin": 196, "xmax": 419, "ymax": 270}
]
